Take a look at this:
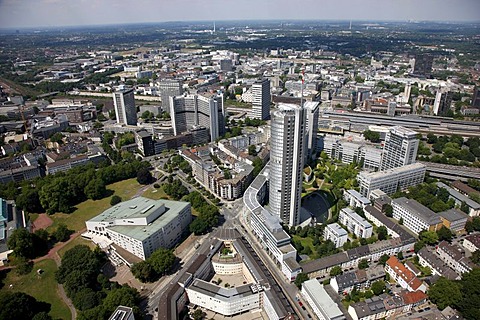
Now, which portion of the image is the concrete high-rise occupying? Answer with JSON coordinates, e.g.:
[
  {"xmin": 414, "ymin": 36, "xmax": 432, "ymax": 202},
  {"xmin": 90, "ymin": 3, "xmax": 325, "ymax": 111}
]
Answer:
[
  {"xmin": 159, "ymin": 79, "xmax": 183, "ymax": 108},
  {"xmin": 169, "ymin": 93, "xmax": 225, "ymax": 142},
  {"xmin": 252, "ymin": 78, "xmax": 271, "ymax": 120},
  {"xmin": 433, "ymin": 90, "xmax": 453, "ymax": 116},
  {"xmin": 380, "ymin": 126, "xmax": 419, "ymax": 171},
  {"xmin": 304, "ymin": 101, "xmax": 320, "ymax": 160},
  {"xmin": 269, "ymin": 104, "xmax": 305, "ymax": 226},
  {"xmin": 472, "ymin": 86, "xmax": 480, "ymax": 109},
  {"xmin": 113, "ymin": 88, "xmax": 137, "ymax": 125}
]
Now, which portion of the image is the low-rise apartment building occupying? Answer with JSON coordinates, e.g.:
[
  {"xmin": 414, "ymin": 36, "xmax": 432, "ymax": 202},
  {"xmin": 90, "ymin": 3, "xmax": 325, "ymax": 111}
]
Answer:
[
  {"xmin": 339, "ymin": 208, "xmax": 373, "ymax": 239},
  {"xmin": 324, "ymin": 223, "xmax": 349, "ymax": 248},
  {"xmin": 358, "ymin": 163, "xmax": 426, "ymax": 198},
  {"xmin": 391, "ymin": 197, "xmax": 443, "ymax": 235},
  {"xmin": 385, "ymin": 256, "xmax": 427, "ymax": 293}
]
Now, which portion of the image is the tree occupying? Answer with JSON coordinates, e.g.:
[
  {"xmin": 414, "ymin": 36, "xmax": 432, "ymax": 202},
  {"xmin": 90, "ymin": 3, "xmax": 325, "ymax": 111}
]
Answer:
[
  {"xmin": 377, "ymin": 226, "xmax": 388, "ymax": 241},
  {"xmin": 397, "ymin": 252, "xmax": 404, "ymax": 260},
  {"xmin": 330, "ymin": 266, "xmax": 343, "ymax": 277},
  {"xmin": 399, "ymin": 217, "xmax": 404, "ymax": 225},
  {"xmin": 414, "ymin": 241, "xmax": 426, "ymax": 253},
  {"xmin": 32, "ymin": 312, "xmax": 53, "ymax": 320},
  {"xmin": 363, "ymin": 130, "xmax": 380, "ymax": 143},
  {"xmin": 136, "ymin": 168, "xmax": 153, "ymax": 185},
  {"xmin": 428, "ymin": 277, "xmax": 462, "ymax": 310},
  {"xmin": 294, "ymin": 273, "xmax": 309, "ymax": 289},
  {"xmin": 56, "ymin": 245, "xmax": 105, "ymax": 286},
  {"xmin": 419, "ymin": 230, "xmax": 439, "ymax": 245},
  {"xmin": 192, "ymin": 309, "xmax": 206, "ymax": 320},
  {"xmin": 7, "ymin": 228, "xmax": 36, "ymax": 258},
  {"xmin": 14, "ymin": 256, "xmax": 33, "ymax": 275},
  {"xmin": 49, "ymin": 132, "xmax": 64, "ymax": 144},
  {"xmin": 131, "ymin": 261, "xmax": 157, "ymax": 283},
  {"xmin": 248, "ymin": 145, "xmax": 257, "ymax": 156},
  {"xmin": 102, "ymin": 286, "xmax": 141, "ymax": 317},
  {"xmin": 149, "ymin": 248, "xmax": 176, "ymax": 276},
  {"xmin": 84, "ymin": 178, "xmax": 107, "ymax": 200},
  {"xmin": 16, "ymin": 188, "xmax": 43, "ymax": 213},
  {"xmin": 53, "ymin": 223, "xmax": 74, "ymax": 242},
  {"xmin": 189, "ymin": 218, "xmax": 209, "ymax": 235},
  {"xmin": 72, "ymin": 288, "xmax": 100, "ymax": 311},
  {"xmin": 470, "ymin": 250, "xmax": 480, "ymax": 265},
  {"xmin": 0, "ymin": 291, "xmax": 51, "ymax": 320},
  {"xmin": 358, "ymin": 259, "xmax": 369, "ymax": 269},
  {"xmin": 371, "ymin": 280, "xmax": 386, "ymax": 295},
  {"xmin": 378, "ymin": 254, "xmax": 390, "ymax": 266},
  {"xmin": 384, "ymin": 204, "xmax": 393, "ymax": 217},
  {"xmin": 110, "ymin": 195, "xmax": 122, "ymax": 206},
  {"xmin": 436, "ymin": 226, "xmax": 453, "ymax": 242}
]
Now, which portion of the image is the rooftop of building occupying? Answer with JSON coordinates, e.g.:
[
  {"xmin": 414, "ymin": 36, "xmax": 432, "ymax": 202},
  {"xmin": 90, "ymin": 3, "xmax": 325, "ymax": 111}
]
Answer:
[
  {"xmin": 392, "ymin": 197, "xmax": 442, "ymax": 225},
  {"xmin": 302, "ymin": 279, "xmax": 344, "ymax": 319},
  {"xmin": 363, "ymin": 206, "xmax": 415, "ymax": 243},
  {"xmin": 386, "ymin": 256, "xmax": 423, "ymax": 291},
  {"xmin": 301, "ymin": 252, "xmax": 350, "ymax": 274},
  {"xmin": 346, "ymin": 189, "xmax": 371, "ymax": 205},
  {"xmin": 188, "ymin": 278, "xmax": 261, "ymax": 301},
  {"xmin": 464, "ymin": 233, "xmax": 480, "ymax": 248},
  {"xmin": 358, "ymin": 162, "xmax": 426, "ymax": 180},
  {"xmin": 326, "ymin": 222, "xmax": 348, "ymax": 236},
  {"xmin": 417, "ymin": 247, "xmax": 459, "ymax": 280},
  {"xmin": 88, "ymin": 197, "xmax": 190, "ymax": 242},
  {"xmin": 437, "ymin": 182, "xmax": 480, "ymax": 210},
  {"xmin": 438, "ymin": 208, "xmax": 469, "ymax": 223}
]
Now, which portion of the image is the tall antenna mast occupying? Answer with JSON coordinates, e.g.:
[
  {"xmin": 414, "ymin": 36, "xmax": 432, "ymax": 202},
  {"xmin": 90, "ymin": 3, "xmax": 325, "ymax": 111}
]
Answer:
[
  {"xmin": 349, "ymin": 20, "xmax": 352, "ymax": 30},
  {"xmin": 213, "ymin": 21, "xmax": 216, "ymax": 34}
]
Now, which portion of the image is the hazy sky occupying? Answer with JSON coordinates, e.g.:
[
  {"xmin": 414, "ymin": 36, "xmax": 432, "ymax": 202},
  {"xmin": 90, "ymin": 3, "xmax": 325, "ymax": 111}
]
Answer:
[{"xmin": 0, "ymin": 0, "xmax": 479, "ymax": 28}]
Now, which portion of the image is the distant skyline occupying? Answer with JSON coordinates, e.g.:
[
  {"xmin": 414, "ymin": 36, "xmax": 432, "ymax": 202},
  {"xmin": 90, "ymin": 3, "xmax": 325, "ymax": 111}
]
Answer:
[{"xmin": 0, "ymin": 0, "xmax": 479, "ymax": 29}]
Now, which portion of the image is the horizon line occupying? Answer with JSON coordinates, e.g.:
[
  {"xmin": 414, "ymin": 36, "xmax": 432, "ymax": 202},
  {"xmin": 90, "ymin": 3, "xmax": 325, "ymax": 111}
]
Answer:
[{"xmin": 1, "ymin": 18, "xmax": 480, "ymax": 31}]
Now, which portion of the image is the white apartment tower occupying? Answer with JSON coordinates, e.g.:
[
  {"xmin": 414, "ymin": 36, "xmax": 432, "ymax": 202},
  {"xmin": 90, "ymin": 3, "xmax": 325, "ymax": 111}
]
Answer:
[
  {"xmin": 380, "ymin": 126, "xmax": 419, "ymax": 171},
  {"xmin": 269, "ymin": 104, "xmax": 305, "ymax": 226},
  {"xmin": 252, "ymin": 78, "xmax": 271, "ymax": 120},
  {"xmin": 169, "ymin": 93, "xmax": 225, "ymax": 142},
  {"xmin": 113, "ymin": 88, "xmax": 137, "ymax": 125},
  {"xmin": 304, "ymin": 101, "xmax": 320, "ymax": 160}
]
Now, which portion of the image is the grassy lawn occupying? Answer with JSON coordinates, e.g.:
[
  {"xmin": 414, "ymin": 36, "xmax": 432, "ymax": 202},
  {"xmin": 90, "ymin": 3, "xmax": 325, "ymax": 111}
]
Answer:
[
  {"xmin": 57, "ymin": 237, "xmax": 96, "ymax": 258},
  {"xmin": 48, "ymin": 178, "xmax": 142, "ymax": 232},
  {"xmin": 1, "ymin": 259, "xmax": 71, "ymax": 320},
  {"xmin": 293, "ymin": 235, "xmax": 318, "ymax": 259},
  {"xmin": 142, "ymin": 186, "xmax": 169, "ymax": 200}
]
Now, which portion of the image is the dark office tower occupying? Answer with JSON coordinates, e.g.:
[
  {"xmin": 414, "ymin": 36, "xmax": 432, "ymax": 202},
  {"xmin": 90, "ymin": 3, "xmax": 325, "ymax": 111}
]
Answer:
[
  {"xmin": 159, "ymin": 79, "xmax": 183, "ymax": 108},
  {"xmin": 252, "ymin": 78, "xmax": 271, "ymax": 120},
  {"xmin": 113, "ymin": 89, "xmax": 137, "ymax": 125},
  {"xmin": 413, "ymin": 54, "xmax": 433, "ymax": 77},
  {"xmin": 135, "ymin": 130, "xmax": 155, "ymax": 157},
  {"xmin": 472, "ymin": 86, "xmax": 480, "ymax": 109}
]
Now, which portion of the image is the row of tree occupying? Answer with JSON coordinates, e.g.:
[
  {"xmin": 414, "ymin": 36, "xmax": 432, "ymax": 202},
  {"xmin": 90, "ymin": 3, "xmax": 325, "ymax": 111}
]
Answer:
[{"xmin": 9, "ymin": 160, "xmax": 149, "ymax": 214}]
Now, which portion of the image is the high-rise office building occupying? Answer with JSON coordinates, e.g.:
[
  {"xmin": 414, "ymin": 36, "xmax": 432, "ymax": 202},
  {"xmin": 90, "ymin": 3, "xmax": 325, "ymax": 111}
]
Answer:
[
  {"xmin": 269, "ymin": 104, "xmax": 305, "ymax": 226},
  {"xmin": 169, "ymin": 93, "xmax": 225, "ymax": 142},
  {"xmin": 113, "ymin": 88, "xmax": 137, "ymax": 125},
  {"xmin": 252, "ymin": 78, "xmax": 271, "ymax": 120},
  {"xmin": 472, "ymin": 86, "xmax": 480, "ymax": 109},
  {"xmin": 159, "ymin": 79, "xmax": 183, "ymax": 109},
  {"xmin": 413, "ymin": 54, "xmax": 433, "ymax": 77},
  {"xmin": 304, "ymin": 101, "xmax": 320, "ymax": 160},
  {"xmin": 380, "ymin": 126, "xmax": 419, "ymax": 171},
  {"xmin": 433, "ymin": 90, "xmax": 453, "ymax": 116}
]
